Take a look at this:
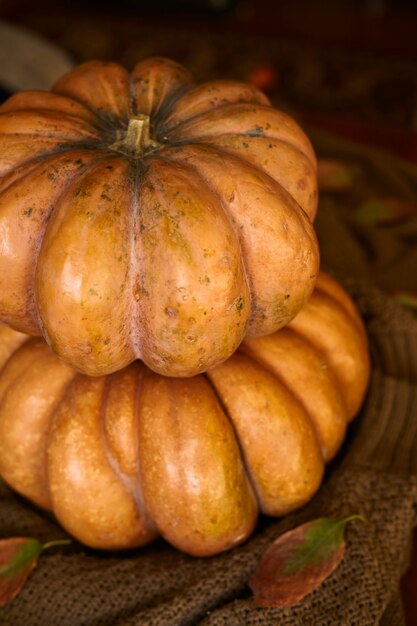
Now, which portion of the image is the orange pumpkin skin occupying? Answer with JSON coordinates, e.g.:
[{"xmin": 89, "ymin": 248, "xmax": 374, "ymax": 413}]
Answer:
[
  {"xmin": 0, "ymin": 273, "xmax": 369, "ymax": 557},
  {"xmin": 0, "ymin": 57, "xmax": 319, "ymax": 377}
]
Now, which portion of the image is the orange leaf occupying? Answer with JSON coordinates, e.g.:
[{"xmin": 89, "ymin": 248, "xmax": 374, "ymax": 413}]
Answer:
[
  {"xmin": 0, "ymin": 537, "xmax": 70, "ymax": 606},
  {"xmin": 249, "ymin": 515, "xmax": 364, "ymax": 608}
]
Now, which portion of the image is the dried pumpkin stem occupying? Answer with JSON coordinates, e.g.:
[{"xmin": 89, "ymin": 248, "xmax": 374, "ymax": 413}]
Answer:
[
  {"xmin": 124, "ymin": 115, "xmax": 151, "ymax": 152},
  {"xmin": 110, "ymin": 115, "xmax": 160, "ymax": 156}
]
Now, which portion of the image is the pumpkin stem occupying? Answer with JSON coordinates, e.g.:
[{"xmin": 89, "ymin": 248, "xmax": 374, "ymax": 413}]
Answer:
[{"xmin": 110, "ymin": 115, "xmax": 160, "ymax": 156}]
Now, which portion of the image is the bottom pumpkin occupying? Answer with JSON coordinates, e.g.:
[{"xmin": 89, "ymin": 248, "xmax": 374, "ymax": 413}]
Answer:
[{"xmin": 0, "ymin": 272, "xmax": 370, "ymax": 557}]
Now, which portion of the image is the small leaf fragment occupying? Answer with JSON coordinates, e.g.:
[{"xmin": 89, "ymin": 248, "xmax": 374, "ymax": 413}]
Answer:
[
  {"xmin": 393, "ymin": 291, "xmax": 417, "ymax": 311},
  {"xmin": 247, "ymin": 64, "xmax": 278, "ymax": 92},
  {"xmin": 352, "ymin": 198, "xmax": 417, "ymax": 225},
  {"xmin": 0, "ymin": 537, "xmax": 71, "ymax": 607},
  {"xmin": 317, "ymin": 159, "xmax": 354, "ymax": 191},
  {"xmin": 249, "ymin": 515, "xmax": 364, "ymax": 608}
]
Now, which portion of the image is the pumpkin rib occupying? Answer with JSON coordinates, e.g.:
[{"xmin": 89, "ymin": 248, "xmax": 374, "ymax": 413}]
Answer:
[
  {"xmin": 46, "ymin": 374, "xmax": 156, "ymax": 549},
  {"xmin": 207, "ymin": 353, "xmax": 325, "ymax": 517},
  {"xmin": 203, "ymin": 371, "xmax": 264, "ymax": 511},
  {"xmin": 162, "ymin": 102, "xmax": 317, "ymax": 169},
  {"xmin": 52, "ymin": 60, "xmax": 132, "ymax": 122},
  {"xmin": 0, "ymin": 338, "xmax": 42, "ymax": 406},
  {"xmin": 241, "ymin": 330, "xmax": 348, "ymax": 462},
  {"xmin": 161, "ymin": 134, "xmax": 316, "ymax": 215},
  {"xmin": 288, "ymin": 290, "xmax": 370, "ymax": 421},
  {"xmin": 0, "ymin": 150, "xmax": 109, "ymax": 335},
  {"xmin": 97, "ymin": 369, "xmax": 157, "ymax": 535},
  {"xmin": 206, "ymin": 360, "xmax": 324, "ymax": 517},
  {"xmin": 161, "ymin": 144, "xmax": 319, "ymax": 336},
  {"xmin": 35, "ymin": 156, "xmax": 139, "ymax": 376},
  {"xmin": 0, "ymin": 145, "xmax": 116, "ymax": 194},
  {"xmin": 161, "ymin": 139, "xmax": 315, "ymax": 226},
  {"xmin": 0, "ymin": 136, "xmax": 108, "ymax": 180},
  {"xmin": 0, "ymin": 325, "xmax": 28, "ymax": 373},
  {"xmin": 0, "ymin": 337, "xmax": 52, "ymax": 504},
  {"xmin": 149, "ymin": 83, "xmax": 194, "ymax": 131},
  {"xmin": 154, "ymin": 148, "xmax": 250, "ymax": 259},
  {"xmin": 197, "ymin": 134, "xmax": 318, "ymax": 221},
  {"xmin": 48, "ymin": 82, "xmax": 130, "ymax": 131},
  {"xmin": 100, "ymin": 374, "xmax": 134, "ymax": 502},
  {"xmin": 162, "ymin": 135, "xmax": 311, "ymax": 209},
  {"xmin": 126, "ymin": 158, "xmax": 144, "ymax": 362},
  {"xmin": 131, "ymin": 365, "xmax": 159, "ymax": 532},
  {"xmin": 0, "ymin": 339, "xmax": 76, "ymax": 510},
  {"xmin": 0, "ymin": 110, "xmax": 102, "ymax": 144},
  {"xmin": 315, "ymin": 272, "xmax": 368, "ymax": 342},
  {"xmin": 0, "ymin": 153, "xmax": 48, "ymax": 195},
  {"xmin": 136, "ymin": 372, "xmax": 258, "ymax": 556},
  {"xmin": 0, "ymin": 91, "xmax": 103, "ymax": 130},
  {"xmin": 40, "ymin": 367, "xmax": 79, "ymax": 511},
  {"xmin": 161, "ymin": 79, "xmax": 270, "ymax": 131},
  {"xmin": 5, "ymin": 115, "xmax": 115, "ymax": 147},
  {"xmin": 154, "ymin": 147, "xmax": 255, "ymax": 310},
  {"xmin": 130, "ymin": 155, "xmax": 250, "ymax": 377},
  {"xmin": 130, "ymin": 56, "xmax": 195, "ymax": 120},
  {"xmin": 199, "ymin": 136, "xmax": 315, "ymax": 219}
]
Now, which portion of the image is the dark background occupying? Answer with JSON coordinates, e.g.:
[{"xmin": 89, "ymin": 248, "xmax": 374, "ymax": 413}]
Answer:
[{"xmin": 1, "ymin": 0, "xmax": 417, "ymax": 162}]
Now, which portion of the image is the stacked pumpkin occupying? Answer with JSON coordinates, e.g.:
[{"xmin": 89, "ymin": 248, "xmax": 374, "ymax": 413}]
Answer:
[{"xmin": 0, "ymin": 58, "xmax": 369, "ymax": 556}]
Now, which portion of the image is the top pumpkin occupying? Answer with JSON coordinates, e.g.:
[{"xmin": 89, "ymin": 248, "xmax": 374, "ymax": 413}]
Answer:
[{"xmin": 0, "ymin": 57, "xmax": 319, "ymax": 377}]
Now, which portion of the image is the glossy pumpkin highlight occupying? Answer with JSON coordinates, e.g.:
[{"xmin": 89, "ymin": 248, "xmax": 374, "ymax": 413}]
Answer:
[
  {"xmin": 0, "ymin": 56, "xmax": 319, "ymax": 377},
  {"xmin": 0, "ymin": 273, "xmax": 369, "ymax": 557}
]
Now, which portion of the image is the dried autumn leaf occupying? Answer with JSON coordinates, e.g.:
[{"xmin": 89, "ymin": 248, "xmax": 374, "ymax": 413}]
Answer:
[
  {"xmin": 249, "ymin": 515, "xmax": 364, "ymax": 608},
  {"xmin": 352, "ymin": 198, "xmax": 417, "ymax": 225},
  {"xmin": 0, "ymin": 537, "xmax": 70, "ymax": 606}
]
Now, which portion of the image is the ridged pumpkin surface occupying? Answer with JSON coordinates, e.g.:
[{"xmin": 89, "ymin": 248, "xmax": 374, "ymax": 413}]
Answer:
[
  {"xmin": 0, "ymin": 57, "xmax": 319, "ymax": 377},
  {"xmin": 0, "ymin": 273, "xmax": 369, "ymax": 557}
]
